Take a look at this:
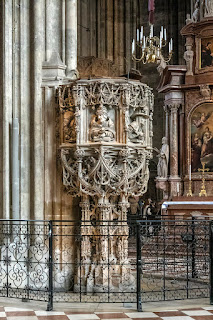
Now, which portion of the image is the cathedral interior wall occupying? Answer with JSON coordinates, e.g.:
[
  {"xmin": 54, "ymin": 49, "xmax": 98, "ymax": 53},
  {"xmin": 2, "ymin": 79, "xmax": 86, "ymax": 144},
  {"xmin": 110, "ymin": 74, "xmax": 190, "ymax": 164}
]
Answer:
[{"xmin": 0, "ymin": 0, "xmax": 191, "ymax": 220}]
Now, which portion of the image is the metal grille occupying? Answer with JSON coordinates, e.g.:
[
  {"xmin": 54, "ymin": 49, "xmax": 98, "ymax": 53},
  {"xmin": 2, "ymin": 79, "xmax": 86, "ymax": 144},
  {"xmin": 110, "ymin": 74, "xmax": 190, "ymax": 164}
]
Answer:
[
  {"xmin": 52, "ymin": 221, "xmax": 137, "ymax": 304},
  {"xmin": 0, "ymin": 218, "xmax": 211, "ymax": 311},
  {"xmin": 137, "ymin": 218, "xmax": 210, "ymax": 307},
  {"xmin": 0, "ymin": 220, "xmax": 50, "ymax": 302}
]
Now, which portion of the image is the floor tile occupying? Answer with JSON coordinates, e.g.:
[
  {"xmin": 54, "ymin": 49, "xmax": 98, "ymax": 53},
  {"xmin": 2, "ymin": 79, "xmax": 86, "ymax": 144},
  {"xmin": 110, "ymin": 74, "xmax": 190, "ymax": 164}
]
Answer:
[
  {"xmin": 191, "ymin": 316, "xmax": 213, "ymax": 320},
  {"xmin": 7, "ymin": 317, "xmax": 38, "ymax": 320},
  {"xmin": 65, "ymin": 312, "xmax": 95, "ymax": 315},
  {"xmin": 203, "ymin": 308, "xmax": 213, "ymax": 311},
  {"xmin": 132, "ymin": 319, "xmax": 161, "ymax": 320},
  {"xmin": 155, "ymin": 312, "xmax": 186, "ymax": 317},
  {"xmin": 180, "ymin": 310, "xmax": 205, "ymax": 312},
  {"xmin": 182, "ymin": 311, "xmax": 213, "ymax": 316},
  {"xmin": 35, "ymin": 311, "xmax": 66, "ymax": 316},
  {"xmin": 95, "ymin": 313, "xmax": 127, "ymax": 315},
  {"xmin": 5, "ymin": 307, "xmax": 33, "ymax": 312},
  {"xmin": 96, "ymin": 313, "xmax": 129, "ymax": 319},
  {"xmin": 125, "ymin": 313, "xmax": 159, "ymax": 319},
  {"xmin": 161, "ymin": 317, "xmax": 194, "ymax": 320},
  {"xmin": 67, "ymin": 315, "xmax": 100, "ymax": 320},
  {"xmin": 37, "ymin": 316, "xmax": 69, "ymax": 320},
  {"xmin": 6, "ymin": 311, "xmax": 36, "ymax": 317},
  {"xmin": 130, "ymin": 318, "xmax": 161, "ymax": 320}
]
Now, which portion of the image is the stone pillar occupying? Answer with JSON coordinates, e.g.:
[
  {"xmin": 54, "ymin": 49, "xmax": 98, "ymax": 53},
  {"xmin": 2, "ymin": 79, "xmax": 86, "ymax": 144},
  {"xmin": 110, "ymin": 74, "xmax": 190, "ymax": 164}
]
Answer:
[
  {"xmin": 106, "ymin": 0, "xmax": 114, "ymax": 61},
  {"xmin": 42, "ymin": 49, "xmax": 66, "ymax": 222},
  {"xmin": 65, "ymin": 0, "xmax": 78, "ymax": 79},
  {"xmin": 169, "ymin": 104, "xmax": 181, "ymax": 196},
  {"xmin": 46, "ymin": 0, "xmax": 62, "ymax": 60},
  {"xmin": 169, "ymin": 104, "xmax": 180, "ymax": 178},
  {"xmin": 43, "ymin": 87, "xmax": 55, "ymax": 221},
  {"xmin": 33, "ymin": 0, "xmax": 45, "ymax": 220},
  {"xmin": 164, "ymin": 105, "xmax": 170, "ymax": 140},
  {"xmin": 179, "ymin": 106, "xmax": 185, "ymax": 179},
  {"xmin": 2, "ymin": 0, "xmax": 13, "ymax": 219},
  {"xmin": 20, "ymin": 0, "xmax": 31, "ymax": 220}
]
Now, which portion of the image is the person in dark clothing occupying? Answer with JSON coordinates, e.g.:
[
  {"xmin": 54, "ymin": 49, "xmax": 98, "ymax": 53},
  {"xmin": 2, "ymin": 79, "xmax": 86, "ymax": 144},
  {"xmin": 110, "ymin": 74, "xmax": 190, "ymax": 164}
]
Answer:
[{"xmin": 202, "ymin": 42, "xmax": 213, "ymax": 68}]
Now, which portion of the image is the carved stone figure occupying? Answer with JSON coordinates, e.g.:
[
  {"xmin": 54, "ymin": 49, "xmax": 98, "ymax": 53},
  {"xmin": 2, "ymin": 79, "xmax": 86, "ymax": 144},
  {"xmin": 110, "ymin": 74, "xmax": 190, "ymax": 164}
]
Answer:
[
  {"xmin": 204, "ymin": 0, "xmax": 213, "ymax": 17},
  {"xmin": 156, "ymin": 137, "xmax": 169, "ymax": 178},
  {"xmin": 128, "ymin": 120, "xmax": 144, "ymax": 143},
  {"xmin": 200, "ymin": 84, "xmax": 211, "ymax": 99},
  {"xmin": 117, "ymin": 237, "xmax": 123, "ymax": 261},
  {"xmin": 90, "ymin": 105, "xmax": 115, "ymax": 142},
  {"xmin": 184, "ymin": 45, "xmax": 194, "ymax": 76},
  {"xmin": 63, "ymin": 110, "xmax": 76, "ymax": 142},
  {"xmin": 186, "ymin": 14, "xmax": 192, "ymax": 25},
  {"xmin": 157, "ymin": 55, "xmax": 167, "ymax": 75},
  {"xmin": 192, "ymin": 0, "xmax": 200, "ymax": 22}
]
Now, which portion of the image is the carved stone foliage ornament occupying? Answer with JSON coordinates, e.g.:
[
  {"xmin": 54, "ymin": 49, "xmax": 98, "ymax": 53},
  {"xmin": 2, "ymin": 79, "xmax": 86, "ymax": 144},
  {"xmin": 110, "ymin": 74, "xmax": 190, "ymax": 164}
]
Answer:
[{"xmin": 61, "ymin": 146, "xmax": 150, "ymax": 197}]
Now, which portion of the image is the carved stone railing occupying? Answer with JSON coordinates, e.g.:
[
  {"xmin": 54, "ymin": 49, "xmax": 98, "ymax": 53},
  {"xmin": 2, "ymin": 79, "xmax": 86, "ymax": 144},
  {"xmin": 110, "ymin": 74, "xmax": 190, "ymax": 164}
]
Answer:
[{"xmin": 58, "ymin": 78, "xmax": 154, "ymax": 292}]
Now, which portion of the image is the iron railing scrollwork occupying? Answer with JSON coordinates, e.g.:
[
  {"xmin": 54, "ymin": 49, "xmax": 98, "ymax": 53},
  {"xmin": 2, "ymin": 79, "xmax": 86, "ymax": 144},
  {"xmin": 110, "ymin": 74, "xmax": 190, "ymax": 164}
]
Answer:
[{"xmin": 0, "ymin": 218, "xmax": 212, "ymax": 311}]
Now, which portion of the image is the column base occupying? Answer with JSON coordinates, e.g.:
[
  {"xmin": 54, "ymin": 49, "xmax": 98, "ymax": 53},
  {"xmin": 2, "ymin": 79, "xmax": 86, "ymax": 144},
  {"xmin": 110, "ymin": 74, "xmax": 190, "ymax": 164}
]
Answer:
[{"xmin": 168, "ymin": 176, "xmax": 182, "ymax": 197}]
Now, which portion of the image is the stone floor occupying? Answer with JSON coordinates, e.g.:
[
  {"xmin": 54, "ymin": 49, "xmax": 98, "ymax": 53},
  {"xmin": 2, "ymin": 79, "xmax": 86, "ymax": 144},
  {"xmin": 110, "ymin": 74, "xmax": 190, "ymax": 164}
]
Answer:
[{"xmin": 0, "ymin": 298, "xmax": 212, "ymax": 320}]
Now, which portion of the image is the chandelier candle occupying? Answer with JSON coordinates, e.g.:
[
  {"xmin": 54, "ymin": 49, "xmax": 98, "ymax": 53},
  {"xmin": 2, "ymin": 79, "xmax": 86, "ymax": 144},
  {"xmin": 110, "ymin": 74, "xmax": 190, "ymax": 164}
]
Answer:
[{"xmin": 132, "ymin": 24, "xmax": 173, "ymax": 64}]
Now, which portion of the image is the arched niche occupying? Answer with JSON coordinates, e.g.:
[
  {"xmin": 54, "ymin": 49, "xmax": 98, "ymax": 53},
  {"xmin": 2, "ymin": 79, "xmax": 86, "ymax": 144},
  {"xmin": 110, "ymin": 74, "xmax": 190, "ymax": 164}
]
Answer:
[{"xmin": 190, "ymin": 102, "xmax": 213, "ymax": 173}]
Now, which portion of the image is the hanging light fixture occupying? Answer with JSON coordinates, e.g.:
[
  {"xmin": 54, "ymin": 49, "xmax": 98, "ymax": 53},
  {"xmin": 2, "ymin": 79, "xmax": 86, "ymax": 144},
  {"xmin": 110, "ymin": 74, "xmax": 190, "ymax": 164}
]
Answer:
[{"xmin": 132, "ymin": 0, "xmax": 173, "ymax": 64}]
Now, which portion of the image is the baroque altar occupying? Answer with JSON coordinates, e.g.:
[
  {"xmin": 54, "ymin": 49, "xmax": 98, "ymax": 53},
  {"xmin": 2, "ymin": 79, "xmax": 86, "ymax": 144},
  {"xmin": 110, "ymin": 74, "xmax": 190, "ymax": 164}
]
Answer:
[
  {"xmin": 58, "ymin": 77, "xmax": 154, "ymax": 292},
  {"xmin": 156, "ymin": 0, "xmax": 213, "ymax": 218}
]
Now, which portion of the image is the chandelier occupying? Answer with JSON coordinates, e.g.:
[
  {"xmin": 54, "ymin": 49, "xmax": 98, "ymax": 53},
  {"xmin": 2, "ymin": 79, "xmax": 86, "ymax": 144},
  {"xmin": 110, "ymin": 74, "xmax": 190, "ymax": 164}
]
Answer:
[{"xmin": 132, "ymin": 0, "xmax": 173, "ymax": 64}]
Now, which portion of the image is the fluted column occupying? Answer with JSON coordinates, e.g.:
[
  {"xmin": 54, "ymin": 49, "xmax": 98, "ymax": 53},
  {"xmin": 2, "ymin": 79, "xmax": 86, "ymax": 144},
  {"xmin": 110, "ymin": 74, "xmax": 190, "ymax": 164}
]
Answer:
[
  {"xmin": 169, "ymin": 104, "xmax": 181, "ymax": 196},
  {"xmin": 65, "ymin": 0, "xmax": 78, "ymax": 78}
]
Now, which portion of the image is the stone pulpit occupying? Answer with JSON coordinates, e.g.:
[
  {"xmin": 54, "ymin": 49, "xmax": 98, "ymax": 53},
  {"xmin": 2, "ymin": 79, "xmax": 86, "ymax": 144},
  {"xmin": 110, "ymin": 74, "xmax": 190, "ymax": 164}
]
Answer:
[{"xmin": 58, "ymin": 76, "xmax": 154, "ymax": 292}]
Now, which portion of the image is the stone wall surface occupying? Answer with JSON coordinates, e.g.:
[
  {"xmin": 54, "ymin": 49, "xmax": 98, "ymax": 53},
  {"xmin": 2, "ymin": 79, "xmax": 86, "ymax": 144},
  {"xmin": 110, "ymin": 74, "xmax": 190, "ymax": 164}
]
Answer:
[{"xmin": 0, "ymin": 0, "xmax": 191, "ymax": 220}]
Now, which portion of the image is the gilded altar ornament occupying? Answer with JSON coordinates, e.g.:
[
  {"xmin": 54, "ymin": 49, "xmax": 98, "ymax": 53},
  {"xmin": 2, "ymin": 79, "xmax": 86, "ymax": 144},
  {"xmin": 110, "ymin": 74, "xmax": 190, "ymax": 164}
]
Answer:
[
  {"xmin": 187, "ymin": 164, "xmax": 193, "ymax": 197},
  {"xmin": 198, "ymin": 162, "xmax": 209, "ymax": 197},
  {"xmin": 187, "ymin": 180, "xmax": 193, "ymax": 197}
]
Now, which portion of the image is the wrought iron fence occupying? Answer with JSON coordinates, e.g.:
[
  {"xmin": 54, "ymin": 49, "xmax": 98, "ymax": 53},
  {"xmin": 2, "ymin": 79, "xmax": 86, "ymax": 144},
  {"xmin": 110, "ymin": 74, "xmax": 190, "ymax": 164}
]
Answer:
[
  {"xmin": 0, "ymin": 220, "xmax": 50, "ymax": 303},
  {"xmin": 136, "ymin": 217, "xmax": 210, "ymax": 311},
  {"xmin": 0, "ymin": 217, "xmax": 212, "ymax": 311}
]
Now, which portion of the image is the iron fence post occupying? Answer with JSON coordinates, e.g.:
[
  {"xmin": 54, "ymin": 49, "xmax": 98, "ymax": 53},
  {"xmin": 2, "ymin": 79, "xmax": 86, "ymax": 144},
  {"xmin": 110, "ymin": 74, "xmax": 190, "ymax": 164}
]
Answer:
[
  {"xmin": 210, "ymin": 221, "xmax": 213, "ymax": 305},
  {"xmin": 191, "ymin": 217, "xmax": 196, "ymax": 278},
  {"xmin": 47, "ymin": 220, "xmax": 53, "ymax": 311},
  {"xmin": 137, "ymin": 222, "xmax": 142, "ymax": 312}
]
